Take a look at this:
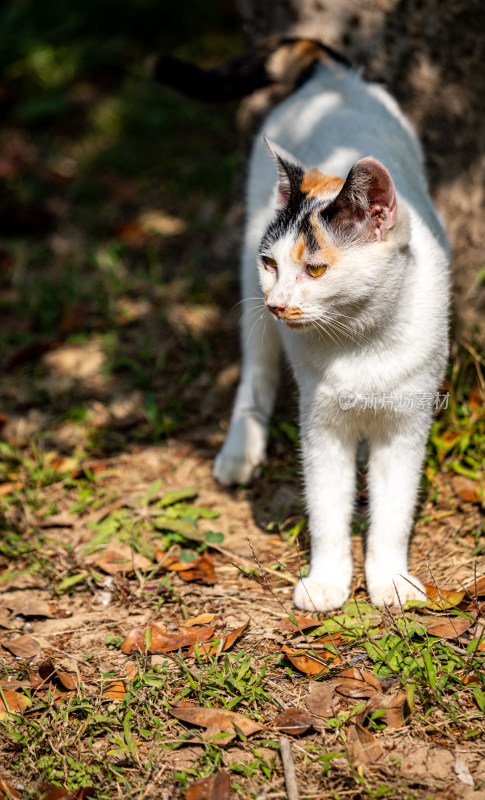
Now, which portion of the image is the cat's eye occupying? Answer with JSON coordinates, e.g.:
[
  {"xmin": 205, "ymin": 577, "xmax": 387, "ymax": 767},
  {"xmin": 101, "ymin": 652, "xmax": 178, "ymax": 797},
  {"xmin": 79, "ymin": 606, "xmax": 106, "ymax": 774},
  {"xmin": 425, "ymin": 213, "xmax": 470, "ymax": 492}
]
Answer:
[
  {"xmin": 262, "ymin": 255, "xmax": 277, "ymax": 271},
  {"xmin": 307, "ymin": 263, "xmax": 327, "ymax": 278}
]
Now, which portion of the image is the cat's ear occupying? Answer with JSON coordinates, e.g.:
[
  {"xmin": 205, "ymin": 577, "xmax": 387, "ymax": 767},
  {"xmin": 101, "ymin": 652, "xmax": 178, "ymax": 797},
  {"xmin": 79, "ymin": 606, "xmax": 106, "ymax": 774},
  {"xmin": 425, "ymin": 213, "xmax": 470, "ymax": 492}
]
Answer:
[
  {"xmin": 264, "ymin": 136, "xmax": 305, "ymax": 208},
  {"xmin": 332, "ymin": 157, "xmax": 397, "ymax": 242}
]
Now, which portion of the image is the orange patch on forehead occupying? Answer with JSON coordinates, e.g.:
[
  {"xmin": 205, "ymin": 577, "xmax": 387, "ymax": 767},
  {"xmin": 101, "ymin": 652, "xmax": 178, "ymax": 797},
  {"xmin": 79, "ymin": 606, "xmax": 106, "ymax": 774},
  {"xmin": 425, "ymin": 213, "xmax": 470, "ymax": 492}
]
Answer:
[
  {"xmin": 310, "ymin": 211, "xmax": 340, "ymax": 264},
  {"xmin": 301, "ymin": 169, "xmax": 344, "ymax": 199},
  {"xmin": 290, "ymin": 234, "xmax": 306, "ymax": 263}
]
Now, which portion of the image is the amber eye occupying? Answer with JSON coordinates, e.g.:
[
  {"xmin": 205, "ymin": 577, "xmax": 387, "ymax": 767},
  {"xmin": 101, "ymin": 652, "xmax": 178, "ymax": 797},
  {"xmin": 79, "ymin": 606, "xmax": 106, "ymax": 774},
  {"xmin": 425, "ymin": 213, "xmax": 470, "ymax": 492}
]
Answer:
[
  {"xmin": 262, "ymin": 255, "xmax": 277, "ymax": 271},
  {"xmin": 307, "ymin": 264, "xmax": 327, "ymax": 278}
]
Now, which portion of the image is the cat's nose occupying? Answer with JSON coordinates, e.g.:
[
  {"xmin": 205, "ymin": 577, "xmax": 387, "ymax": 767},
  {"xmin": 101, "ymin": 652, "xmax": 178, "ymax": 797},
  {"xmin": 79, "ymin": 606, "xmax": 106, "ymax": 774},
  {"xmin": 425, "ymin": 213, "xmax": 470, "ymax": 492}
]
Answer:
[{"xmin": 267, "ymin": 303, "xmax": 287, "ymax": 317}]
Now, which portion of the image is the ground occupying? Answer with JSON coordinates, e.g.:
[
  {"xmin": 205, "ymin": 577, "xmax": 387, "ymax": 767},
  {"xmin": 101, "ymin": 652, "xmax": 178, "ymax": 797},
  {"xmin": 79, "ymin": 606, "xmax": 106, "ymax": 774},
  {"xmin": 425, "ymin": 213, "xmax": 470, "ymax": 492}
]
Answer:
[{"xmin": 0, "ymin": 2, "xmax": 484, "ymax": 799}]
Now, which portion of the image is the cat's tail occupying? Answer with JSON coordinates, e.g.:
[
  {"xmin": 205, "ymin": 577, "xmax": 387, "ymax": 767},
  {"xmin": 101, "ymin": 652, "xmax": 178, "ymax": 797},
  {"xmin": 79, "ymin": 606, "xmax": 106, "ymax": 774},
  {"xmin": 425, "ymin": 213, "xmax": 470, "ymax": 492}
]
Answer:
[{"xmin": 150, "ymin": 37, "xmax": 350, "ymax": 102}]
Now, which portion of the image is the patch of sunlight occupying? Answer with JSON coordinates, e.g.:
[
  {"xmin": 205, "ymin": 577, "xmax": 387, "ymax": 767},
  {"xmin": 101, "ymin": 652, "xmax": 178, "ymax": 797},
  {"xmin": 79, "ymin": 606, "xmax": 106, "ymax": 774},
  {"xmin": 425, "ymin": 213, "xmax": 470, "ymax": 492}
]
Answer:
[{"xmin": 165, "ymin": 303, "xmax": 221, "ymax": 336}]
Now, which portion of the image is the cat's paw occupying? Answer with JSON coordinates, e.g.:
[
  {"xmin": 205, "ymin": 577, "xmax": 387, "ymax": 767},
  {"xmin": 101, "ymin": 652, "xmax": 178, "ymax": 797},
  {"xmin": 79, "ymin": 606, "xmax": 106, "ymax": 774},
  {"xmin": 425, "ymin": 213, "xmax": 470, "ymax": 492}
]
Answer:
[
  {"xmin": 294, "ymin": 577, "xmax": 350, "ymax": 612},
  {"xmin": 368, "ymin": 573, "xmax": 425, "ymax": 607},
  {"xmin": 213, "ymin": 415, "xmax": 267, "ymax": 486}
]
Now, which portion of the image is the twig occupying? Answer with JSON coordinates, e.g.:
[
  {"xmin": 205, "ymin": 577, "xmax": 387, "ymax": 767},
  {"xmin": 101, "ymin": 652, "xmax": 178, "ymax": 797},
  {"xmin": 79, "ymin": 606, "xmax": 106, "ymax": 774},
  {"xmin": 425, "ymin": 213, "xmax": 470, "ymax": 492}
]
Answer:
[
  {"xmin": 279, "ymin": 736, "xmax": 300, "ymax": 800},
  {"xmin": 247, "ymin": 538, "xmax": 292, "ymax": 616}
]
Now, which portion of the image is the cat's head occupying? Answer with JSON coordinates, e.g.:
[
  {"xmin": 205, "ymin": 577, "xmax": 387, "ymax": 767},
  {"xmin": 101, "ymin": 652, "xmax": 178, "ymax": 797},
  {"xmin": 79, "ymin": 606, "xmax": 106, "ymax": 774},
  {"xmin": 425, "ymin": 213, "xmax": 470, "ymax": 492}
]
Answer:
[{"xmin": 259, "ymin": 137, "xmax": 410, "ymax": 336}]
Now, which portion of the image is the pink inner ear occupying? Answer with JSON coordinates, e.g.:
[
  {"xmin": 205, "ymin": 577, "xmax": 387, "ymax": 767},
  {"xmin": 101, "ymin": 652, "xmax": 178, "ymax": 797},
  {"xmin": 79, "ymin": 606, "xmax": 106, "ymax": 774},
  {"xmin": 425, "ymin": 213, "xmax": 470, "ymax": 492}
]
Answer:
[{"xmin": 278, "ymin": 189, "xmax": 290, "ymax": 206}]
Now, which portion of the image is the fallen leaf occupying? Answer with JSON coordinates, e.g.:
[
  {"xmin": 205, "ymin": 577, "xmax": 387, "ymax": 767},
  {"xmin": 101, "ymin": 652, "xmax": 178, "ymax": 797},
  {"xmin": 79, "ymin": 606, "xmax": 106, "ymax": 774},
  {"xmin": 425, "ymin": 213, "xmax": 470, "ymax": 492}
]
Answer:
[
  {"xmin": 334, "ymin": 668, "xmax": 382, "ymax": 698},
  {"xmin": 282, "ymin": 644, "xmax": 340, "ymax": 676},
  {"xmin": 185, "ymin": 769, "xmax": 230, "ymax": 800},
  {"xmin": 273, "ymin": 707, "xmax": 314, "ymax": 735},
  {"xmin": 223, "ymin": 617, "xmax": 250, "ymax": 650},
  {"xmin": 182, "ymin": 613, "xmax": 216, "ymax": 626},
  {"xmin": 167, "ymin": 552, "xmax": 217, "ymax": 585},
  {"xmin": 3, "ymin": 340, "xmax": 62, "ymax": 370},
  {"xmin": 35, "ymin": 785, "xmax": 93, "ymax": 800},
  {"xmin": 423, "ymin": 584, "xmax": 466, "ymax": 611},
  {"xmin": 452, "ymin": 475, "xmax": 483, "ymax": 504},
  {"xmin": 305, "ymin": 682, "xmax": 335, "ymax": 718},
  {"xmin": 188, "ymin": 618, "xmax": 250, "ymax": 658},
  {"xmin": 280, "ymin": 615, "xmax": 322, "ymax": 633},
  {"xmin": 358, "ymin": 691, "xmax": 410, "ymax": 729},
  {"xmin": 170, "ymin": 702, "xmax": 262, "ymax": 743},
  {"xmin": 466, "ymin": 575, "xmax": 485, "ymax": 596},
  {"xmin": 0, "ymin": 610, "xmax": 11, "ymax": 629},
  {"xmin": 121, "ymin": 622, "xmax": 216, "ymax": 655},
  {"xmin": 425, "ymin": 616, "xmax": 473, "ymax": 639},
  {"xmin": 0, "ymin": 689, "xmax": 32, "ymax": 717},
  {"xmin": 347, "ymin": 722, "xmax": 384, "ymax": 767},
  {"xmin": 0, "ymin": 594, "xmax": 57, "ymax": 619},
  {"xmin": 102, "ymin": 680, "xmax": 127, "ymax": 701},
  {"xmin": 0, "ymin": 779, "xmax": 20, "ymax": 799},
  {"xmin": 86, "ymin": 539, "xmax": 152, "ymax": 575},
  {"xmin": 38, "ymin": 659, "xmax": 77, "ymax": 691},
  {"xmin": 0, "ymin": 483, "xmax": 24, "ymax": 497},
  {"xmin": 455, "ymin": 757, "xmax": 474, "ymax": 786},
  {"xmin": 2, "ymin": 634, "xmax": 41, "ymax": 659}
]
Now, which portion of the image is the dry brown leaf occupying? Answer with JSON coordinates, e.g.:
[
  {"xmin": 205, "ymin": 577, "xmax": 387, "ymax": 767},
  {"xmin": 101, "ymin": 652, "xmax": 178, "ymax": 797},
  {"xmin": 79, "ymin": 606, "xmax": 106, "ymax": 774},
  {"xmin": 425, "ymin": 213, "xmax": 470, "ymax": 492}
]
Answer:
[
  {"xmin": 188, "ymin": 618, "xmax": 250, "ymax": 658},
  {"xmin": 425, "ymin": 616, "xmax": 473, "ymax": 639},
  {"xmin": 38, "ymin": 659, "xmax": 77, "ymax": 691},
  {"xmin": 2, "ymin": 634, "xmax": 41, "ymax": 659},
  {"xmin": 170, "ymin": 701, "xmax": 263, "ymax": 743},
  {"xmin": 305, "ymin": 681, "xmax": 336, "ymax": 719},
  {"xmin": 167, "ymin": 552, "xmax": 217, "ymax": 585},
  {"xmin": 452, "ymin": 475, "xmax": 483, "ymax": 504},
  {"xmin": 185, "ymin": 769, "xmax": 230, "ymax": 800},
  {"xmin": 102, "ymin": 680, "xmax": 127, "ymax": 701},
  {"xmin": 0, "ymin": 610, "xmax": 11, "ymax": 629},
  {"xmin": 423, "ymin": 584, "xmax": 466, "ymax": 610},
  {"xmin": 466, "ymin": 575, "xmax": 485, "ymax": 596},
  {"xmin": 273, "ymin": 707, "xmax": 314, "ymax": 735},
  {"xmin": 222, "ymin": 618, "xmax": 250, "ymax": 651},
  {"xmin": 0, "ymin": 779, "xmax": 21, "ymax": 799},
  {"xmin": 35, "ymin": 784, "xmax": 93, "ymax": 800},
  {"xmin": 121, "ymin": 622, "xmax": 216, "ymax": 655},
  {"xmin": 0, "ymin": 483, "xmax": 24, "ymax": 497},
  {"xmin": 358, "ymin": 691, "xmax": 410, "ymax": 729},
  {"xmin": 280, "ymin": 615, "xmax": 322, "ymax": 633},
  {"xmin": 182, "ymin": 613, "xmax": 216, "ymax": 626},
  {"xmin": 282, "ymin": 644, "xmax": 340, "ymax": 676},
  {"xmin": 0, "ymin": 689, "xmax": 32, "ymax": 717},
  {"xmin": 86, "ymin": 538, "xmax": 152, "ymax": 575},
  {"xmin": 347, "ymin": 722, "xmax": 384, "ymax": 767},
  {"xmin": 0, "ymin": 594, "xmax": 57, "ymax": 619},
  {"xmin": 334, "ymin": 668, "xmax": 382, "ymax": 698}
]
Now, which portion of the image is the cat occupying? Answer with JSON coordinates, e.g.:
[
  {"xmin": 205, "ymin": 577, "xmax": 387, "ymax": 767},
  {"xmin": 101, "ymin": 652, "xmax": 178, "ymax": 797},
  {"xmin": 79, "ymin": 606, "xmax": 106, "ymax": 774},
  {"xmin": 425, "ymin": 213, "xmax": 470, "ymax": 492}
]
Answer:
[{"xmin": 155, "ymin": 38, "xmax": 450, "ymax": 611}]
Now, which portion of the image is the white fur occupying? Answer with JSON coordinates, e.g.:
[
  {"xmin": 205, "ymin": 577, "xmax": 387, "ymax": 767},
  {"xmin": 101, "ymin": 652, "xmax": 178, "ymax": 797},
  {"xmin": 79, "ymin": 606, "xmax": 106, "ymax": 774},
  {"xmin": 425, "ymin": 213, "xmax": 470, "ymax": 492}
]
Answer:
[{"xmin": 213, "ymin": 63, "xmax": 450, "ymax": 611}]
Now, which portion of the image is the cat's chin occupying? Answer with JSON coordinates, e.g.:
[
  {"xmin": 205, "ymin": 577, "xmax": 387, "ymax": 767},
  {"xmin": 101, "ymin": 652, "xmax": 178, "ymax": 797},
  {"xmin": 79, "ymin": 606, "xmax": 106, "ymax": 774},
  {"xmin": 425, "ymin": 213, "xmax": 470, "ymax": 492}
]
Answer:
[{"xmin": 283, "ymin": 319, "xmax": 312, "ymax": 332}]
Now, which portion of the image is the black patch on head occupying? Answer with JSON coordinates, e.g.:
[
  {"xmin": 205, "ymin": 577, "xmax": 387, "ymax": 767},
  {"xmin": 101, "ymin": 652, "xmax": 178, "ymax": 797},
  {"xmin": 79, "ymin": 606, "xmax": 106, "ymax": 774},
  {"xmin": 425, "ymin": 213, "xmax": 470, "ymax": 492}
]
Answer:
[{"xmin": 259, "ymin": 196, "xmax": 331, "ymax": 256}]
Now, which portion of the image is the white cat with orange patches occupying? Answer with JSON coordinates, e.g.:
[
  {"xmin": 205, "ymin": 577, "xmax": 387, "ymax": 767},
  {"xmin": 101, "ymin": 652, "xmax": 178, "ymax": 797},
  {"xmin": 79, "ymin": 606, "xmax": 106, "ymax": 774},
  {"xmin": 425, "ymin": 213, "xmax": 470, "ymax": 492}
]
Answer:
[
  {"xmin": 209, "ymin": 42, "xmax": 450, "ymax": 612},
  {"xmin": 157, "ymin": 38, "xmax": 450, "ymax": 611}
]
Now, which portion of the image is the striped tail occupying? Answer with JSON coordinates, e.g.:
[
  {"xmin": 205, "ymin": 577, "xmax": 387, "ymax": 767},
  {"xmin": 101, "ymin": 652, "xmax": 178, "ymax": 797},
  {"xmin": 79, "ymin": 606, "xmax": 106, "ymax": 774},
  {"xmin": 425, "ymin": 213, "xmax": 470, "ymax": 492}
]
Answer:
[{"xmin": 151, "ymin": 37, "xmax": 350, "ymax": 102}]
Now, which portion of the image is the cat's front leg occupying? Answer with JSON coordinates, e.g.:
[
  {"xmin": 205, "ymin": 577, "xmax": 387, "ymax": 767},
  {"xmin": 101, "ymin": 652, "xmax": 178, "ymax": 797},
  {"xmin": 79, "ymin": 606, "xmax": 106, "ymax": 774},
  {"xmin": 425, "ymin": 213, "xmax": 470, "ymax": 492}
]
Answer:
[
  {"xmin": 365, "ymin": 424, "xmax": 429, "ymax": 606},
  {"xmin": 213, "ymin": 305, "xmax": 281, "ymax": 486},
  {"xmin": 294, "ymin": 422, "xmax": 357, "ymax": 612}
]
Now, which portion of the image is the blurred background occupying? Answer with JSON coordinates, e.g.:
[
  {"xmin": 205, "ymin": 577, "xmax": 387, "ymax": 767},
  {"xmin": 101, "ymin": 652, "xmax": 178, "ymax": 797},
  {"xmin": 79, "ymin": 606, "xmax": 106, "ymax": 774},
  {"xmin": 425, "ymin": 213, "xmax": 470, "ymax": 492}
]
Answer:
[{"xmin": 0, "ymin": 0, "xmax": 483, "ymax": 468}]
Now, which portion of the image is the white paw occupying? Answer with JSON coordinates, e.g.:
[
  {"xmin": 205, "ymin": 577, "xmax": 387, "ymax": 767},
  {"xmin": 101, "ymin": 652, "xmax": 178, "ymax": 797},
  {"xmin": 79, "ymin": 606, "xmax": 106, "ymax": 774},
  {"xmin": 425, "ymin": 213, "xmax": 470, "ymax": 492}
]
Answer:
[
  {"xmin": 368, "ymin": 573, "xmax": 425, "ymax": 607},
  {"xmin": 213, "ymin": 415, "xmax": 267, "ymax": 486},
  {"xmin": 294, "ymin": 577, "xmax": 350, "ymax": 612}
]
